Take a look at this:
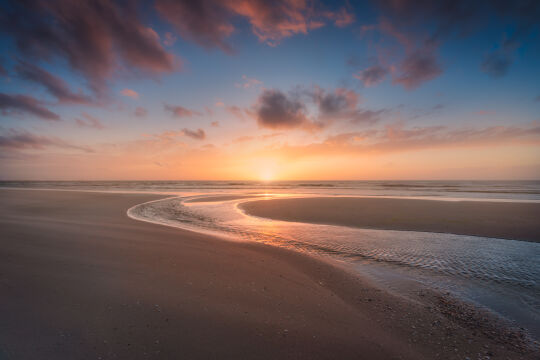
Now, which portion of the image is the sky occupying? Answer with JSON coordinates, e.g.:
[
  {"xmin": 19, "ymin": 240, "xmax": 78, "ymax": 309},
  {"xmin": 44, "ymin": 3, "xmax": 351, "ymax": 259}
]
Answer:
[{"xmin": 0, "ymin": 0, "xmax": 539, "ymax": 181}]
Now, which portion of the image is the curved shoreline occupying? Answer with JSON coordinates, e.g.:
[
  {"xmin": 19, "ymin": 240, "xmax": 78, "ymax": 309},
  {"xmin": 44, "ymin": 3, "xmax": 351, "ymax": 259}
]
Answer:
[
  {"xmin": 126, "ymin": 192, "xmax": 540, "ymax": 350},
  {"xmin": 239, "ymin": 196, "xmax": 540, "ymax": 243},
  {"xmin": 127, "ymin": 194, "xmax": 540, "ymax": 339}
]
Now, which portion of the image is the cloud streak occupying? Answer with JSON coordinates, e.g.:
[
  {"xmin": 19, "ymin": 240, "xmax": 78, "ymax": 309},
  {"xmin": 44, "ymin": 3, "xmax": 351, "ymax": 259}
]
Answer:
[
  {"xmin": 354, "ymin": 65, "xmax": 389, "ymax": 87},
  {"xmin": 274, "ymin": 122, "xmax": 540, "ymax": 159},
  {"xmin": 235, "ymin": 75, "xmax": 262, "ymax": 89},
  {"xmin": 15, "ymin": 60, "xmax": 94, "ymax": 104},
  {"xmin": 155, "ymin": 0, "xmax": 354, "ymax": 50},
  {"xmin": 134, "ymin": 106, "xmax": 148, "ymax": 117},
  {"xmin": 75, "ymin": 113, "xmax": 105, "ymax": 129},
  {"xmin": 164, "ymin": 104, "xmax": 202, "ymax": 118},
  {"xmin": 0, "ymin": 129, "xmax": 93, "ymax": 152},
  {"xmin": 0, "ymin": 93, "xmax": 60, "ymax": 121},
  {"xmin": 356, "ymin": 0, "xmax": 540, "ymax": 89},
  {"xmin": 392, "ymin": 48, "xmax": 442, "ymax": 89},
  {"xmin": 120, "ymin": 89, "xmax": 139, "ymax": 99},
  {"xmin": 1, "ymin": 0, "xmax": 175, "ymax": 93}
]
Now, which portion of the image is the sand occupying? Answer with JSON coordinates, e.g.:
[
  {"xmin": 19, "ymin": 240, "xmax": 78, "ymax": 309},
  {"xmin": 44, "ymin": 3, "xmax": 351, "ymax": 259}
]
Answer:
[
  {"xmin": 240, "ymin": 197, "xmax": 540, "ymax": 242},
  {"xmin": 0, "ymin": 189, "xmax": 537, "ymax": 359}
]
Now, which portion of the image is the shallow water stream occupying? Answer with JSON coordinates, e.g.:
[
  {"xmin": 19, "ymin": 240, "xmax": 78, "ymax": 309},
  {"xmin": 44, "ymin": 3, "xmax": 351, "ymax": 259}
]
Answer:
[{"xmin": 128, "ymin": 194, "xmax": 540, "ymax": 339}]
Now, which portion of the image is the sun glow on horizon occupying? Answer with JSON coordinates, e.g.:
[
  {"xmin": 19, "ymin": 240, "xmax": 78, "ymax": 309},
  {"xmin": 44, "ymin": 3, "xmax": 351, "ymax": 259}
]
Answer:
[
  {"xmin": 254, "ymin": 158, "xmax": 279, "ymax": 182},
  {"xmin": 259, "ymin": 167, "xmax": 275, "ymax": 182}
]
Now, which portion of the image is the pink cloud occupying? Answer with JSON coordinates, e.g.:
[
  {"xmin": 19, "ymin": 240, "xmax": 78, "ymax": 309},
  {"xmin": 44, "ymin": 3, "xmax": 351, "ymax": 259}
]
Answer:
[
  {"xmin": 323, "ymin": 7, "xmax": 355, "ymax": 27},
  {"xmin": 155, "ymin": 0, "xmax": 355, "ymax": 49},
  {"xmin": 5, "ymin": 0, "xmax": 176, "ymax": 94},
  {"xmin": 235, "ymin": 75, "xmax": 262, "ymax": 89},
  {"xmin": 226, "ymin": 105, "xmax": 248, "ymax": 120},
  {"xmin": 120, "ymin": 89, "xmax": 139, "ymax": 99},
  {"xmin": 163, "ymin": 32, "xmax": 177, "ymax": 47}
]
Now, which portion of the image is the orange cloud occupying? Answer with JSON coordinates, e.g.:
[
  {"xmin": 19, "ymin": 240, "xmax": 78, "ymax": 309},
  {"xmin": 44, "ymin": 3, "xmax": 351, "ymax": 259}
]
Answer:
[{"xmin": 120, "ymin": 89, "xmax": 139, "ymax": 99}]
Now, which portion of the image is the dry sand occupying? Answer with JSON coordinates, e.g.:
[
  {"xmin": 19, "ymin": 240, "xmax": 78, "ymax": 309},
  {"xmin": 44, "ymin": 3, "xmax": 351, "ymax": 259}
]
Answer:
[
  {"xmin": 240, "ymin": 197, "xmax": 540, "ymax": 242},
  {"xmin": 0, "ymin": 189, "xmax": 537, "ymax": 359}
]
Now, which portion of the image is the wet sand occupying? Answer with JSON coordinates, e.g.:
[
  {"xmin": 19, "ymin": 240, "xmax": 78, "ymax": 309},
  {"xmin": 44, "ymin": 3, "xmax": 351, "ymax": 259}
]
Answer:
[
  {"xmin": 240, "ymin": 197, "xmax": 540, "ymax": 242},
  {"xmin": 0, "ymin": 189, "xmax": 537, "ymax": 359}
]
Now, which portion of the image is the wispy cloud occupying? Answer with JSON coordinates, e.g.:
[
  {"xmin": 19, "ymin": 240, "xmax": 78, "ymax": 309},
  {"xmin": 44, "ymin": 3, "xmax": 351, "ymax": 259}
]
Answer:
[
  {"xmin": 0, "ymin": 128, "xmax": 93, "ymax": 152},
  {"xmin": 155, "ymin": 0, "xmax": 354, "ymax": 50},
  {"xmin": 134, "ymin": 106, "xmax": 148, "ymax": 117},
  {"xmin": 354, "ymin": 65, "xmax": 389, "ymax": 87},
  {"xmin": 164, "ymin": 104, "xmax": 202, "ymax": 118},
  {"xmin": 120, "ymin": 89, "xmax": 139, "ymax": 99},
  {"xmin": 272, "ymin": 122, "xmax": 540, "ymax": 159},
  {"xmin": 392, "ymin": 47, "xmax": 442, "ymax": 90},
  {"xmin": 163, "ymin": 32, "xmax": 177, "ymax": 47},
  {"xmin": 361, "ymin": 0, "xmax": 540, "ymax": 88},
  {"xmin": 235, "ymin": 75, "xmax": 262, "ymax": 89},
  {"xmin": 1, "ymin": 0, "xmax": 175, "ymax": 93},
  {"xmin": 226, "ymin": 105, "xmax": 248, "ymax": 121},
  {"xmin": 481, "ymin": 44, "xmax": 515, "ymax": 78},
  {"xmin": 0, "ymin": 93, "xmax": 60, "ymax": 121},
  {"xmin": 75, "ymin": 113, "xmax": 105, "ymax": 129},
  {"xmin": 182, "ymin": 128, "xmax": 205, "ymax": 140},
  {"xmin": 15, "ymin": 61, "xmax": 93, "ymax": 104},
  {"xmin": 311, "ymin": 87, "xmax": 382, "ymax": 125}
]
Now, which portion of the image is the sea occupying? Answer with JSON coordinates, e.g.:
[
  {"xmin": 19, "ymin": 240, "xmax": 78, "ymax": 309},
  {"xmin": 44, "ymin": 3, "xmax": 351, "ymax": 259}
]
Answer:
[
  {"xmin": 2, "ymin": 180, "xmax": 539, "ymax": 339},
  {"xmin": 1, "ymin": 179, "xmax": 540, "ymax": 200}
]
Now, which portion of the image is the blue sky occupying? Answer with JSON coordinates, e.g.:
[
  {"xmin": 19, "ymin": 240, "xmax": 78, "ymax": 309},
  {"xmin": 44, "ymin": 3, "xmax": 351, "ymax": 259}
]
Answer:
[{"xmin": 0, "ymin": 0, "xmax": 539, "ymax": 180}]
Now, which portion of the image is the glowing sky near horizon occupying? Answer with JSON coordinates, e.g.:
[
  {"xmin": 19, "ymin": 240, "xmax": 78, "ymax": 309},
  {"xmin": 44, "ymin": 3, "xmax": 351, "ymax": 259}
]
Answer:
[{"xmin": 0, "ymin": 0, "xmax": 539, "ymax": 180}]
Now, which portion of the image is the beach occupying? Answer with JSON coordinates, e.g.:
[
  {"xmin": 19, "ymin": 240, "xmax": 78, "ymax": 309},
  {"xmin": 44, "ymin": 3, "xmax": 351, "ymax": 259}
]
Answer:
[
  {"xmin": 0, "ymin": 189, "xmax": 537, "ymax": 359},
  {"xmin": 240, "ymin": 197, "xmax": 540, "ymax": 242}
]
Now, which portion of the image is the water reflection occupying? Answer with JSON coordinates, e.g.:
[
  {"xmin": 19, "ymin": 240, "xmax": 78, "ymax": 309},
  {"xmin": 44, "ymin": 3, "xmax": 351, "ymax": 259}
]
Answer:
[{"xmin": 128, "ymin": 193, "xmax": 540, "ymax": 338}]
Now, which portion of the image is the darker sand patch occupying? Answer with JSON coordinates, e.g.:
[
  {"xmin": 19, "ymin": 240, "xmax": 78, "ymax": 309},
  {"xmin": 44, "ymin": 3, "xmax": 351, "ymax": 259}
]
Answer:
[{"xmin": 240, "ymin": 197, "xmax": 540, "ymax": 242}]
